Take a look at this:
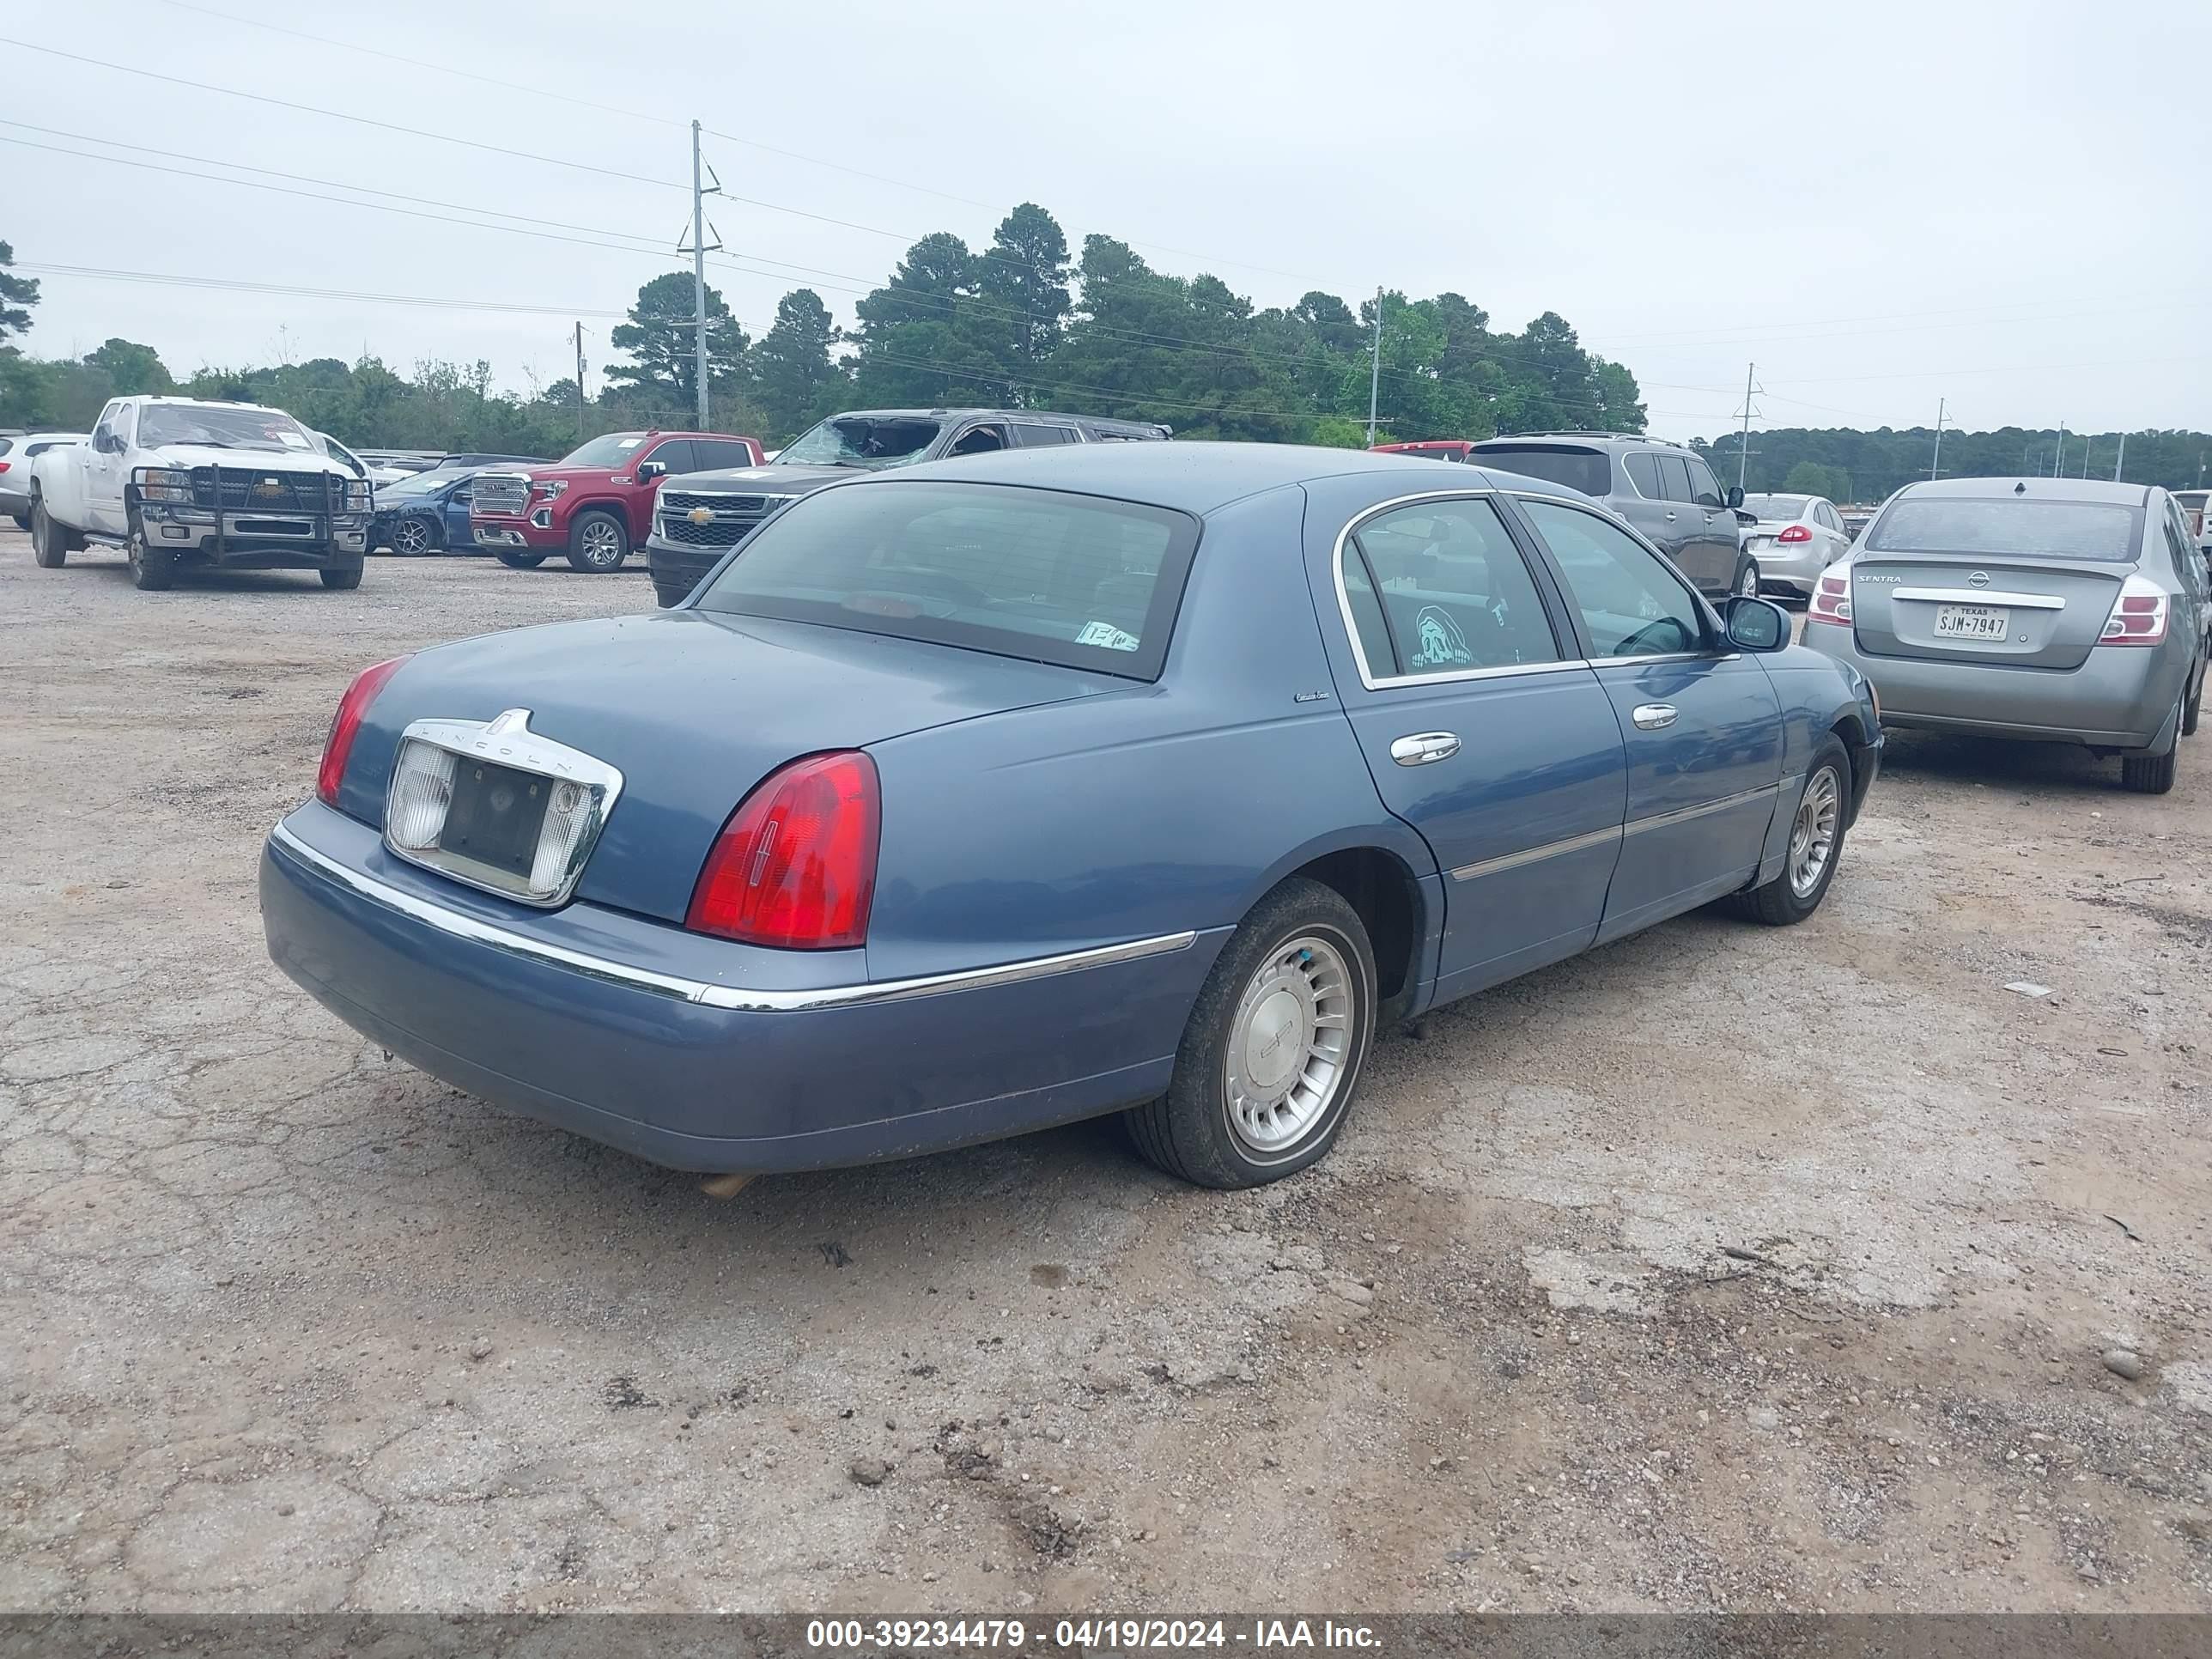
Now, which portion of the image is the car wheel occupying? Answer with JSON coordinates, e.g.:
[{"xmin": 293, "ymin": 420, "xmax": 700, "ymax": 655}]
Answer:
[
  {"xmin": 1125, "ymin": 876, "xmax": 1376, "ymax": 1189},
  {"xmin": 1735, "ymin": 559, "xmax": 1761, "ymax": 599},
  {"xmin": 30, "ymin": 499, "xmax": 68, "ymax": 568},
  {"xmin": 10, "ymin": 512, "xmax": 27, "ymax": 532},
  {"xmin": 392, "ymin": 515, "xmax": 437, "ymax": 557},
  {"xmin": 566, "ymin": 509, "xmax": 629, "ymax": 572},
  {"xmin": 1729, "ymin": 738, "xmax": 1850, "ymax": 926},
  {"xmin": 495, "ymin": 550, "xmax": 548, "ymax": 569},
  {"xmin": 319, "ymin": 564, "xmax": 364, "ymax": 591},
  {"xmin": 2119, "ymin": 696, "xmax": 2181, "ymax": 794},
  {"xmin": 126, "ymin": 514, "xmax": 173, "ymax": 591}
]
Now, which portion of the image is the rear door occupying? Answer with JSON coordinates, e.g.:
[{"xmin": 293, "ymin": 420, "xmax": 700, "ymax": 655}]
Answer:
[
  {"xmin": 1510, "ymin": 494, "xmax": 1783, "ymax": 939},
  {"xmin": 1616, "ymin": 452, "xmax": 1678, "ymax": 552},
  {"xmin": 1650, "ymin": 453, "xmax": 1703, "ymax": 579},
  {"xmin": 1846, "ymin": 491, "xmax": 2141, "ymax": 671},
  {"xmin": 1304, "ymin": 480, "xmax": 1628, "ymax": 1003},
  {"xmin": 1013, "ymin": 422, "xmax": 1080, "ymax": 448}
]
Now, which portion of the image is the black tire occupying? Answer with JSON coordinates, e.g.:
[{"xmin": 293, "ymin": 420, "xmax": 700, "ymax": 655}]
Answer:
[
  {"xmin": 1124, "ymin": 876, "xmax": 1377, "ymax": 1189},
  {"xmin": 1735, "ymin": 558, "xmax": 1761, "ymax": 600},
  {"xmin": 390, "ymin": 514, "xmax": 440, "ymax": 557},
  {"xmin": 125, "ymin": 513, "xmax": 173, "ymax": 591},
  {"xmin": 495, "ymin": 550, "xmax": 548, "ymax": 569},
  {"xmin": 2182, "ymin": 659, "xmax": 2203, "ymax": 738},
  {"xmin": 2120, "ymin": 698, "xmax": 2180, "ymax": 793},
  {"xmin": 9, "ymin": 512, "xmax": 27, "ymax": 532},
  {"xmin": 319, "ymin": 564, "xmax": 364, "ymax": 591},
  {"xmin": 29, "ymin": 498, "xmax": 69, "ymax": 568},
  {"xmin": 566, "ymin": 508, "xmax": 629, "ymax": 573},
  {"xmin": 1729, "ymin": 737, "xmax": 1851, "ymax": 926}
]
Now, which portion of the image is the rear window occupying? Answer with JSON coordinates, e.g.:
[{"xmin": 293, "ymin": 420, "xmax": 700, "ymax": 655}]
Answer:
[
  {"xmin": 1867, "ymin": 497, "xmax": 2142, "ymax": 562},
  {"xmin": 696, "ymin": 481, "xmax": 1200, "ymax": 681},
  {"xmin": 2175, "ymin": 492, "xmax": 2209, "ymax": 511},
  {"xmin": 1470, "ymin": 445, "xmax": 1609, "ymax": 497},
  {"xmin": 1744, "ymin": 495, "xmax": 1809, "ymax": 520}
]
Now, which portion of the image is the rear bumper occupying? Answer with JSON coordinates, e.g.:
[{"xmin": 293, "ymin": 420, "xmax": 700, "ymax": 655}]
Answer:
[
  {"xmin": 1748, "ymin": 542, "xmax": 1830, "ymax": 592},
  {"xmin": 1805, "ymin": 624, "xmax": 2183, "ymax": 748},
  {"xmin": 139, "ymin": 502, "xmax": 366, "ymax": 565},
  {"xmin": 259, "ymin": 802, "xmax": 1213, "ymax": 1172},
  {"xmin": 0, "ymin": 485, "xmax": 29, "ymax": 516}
]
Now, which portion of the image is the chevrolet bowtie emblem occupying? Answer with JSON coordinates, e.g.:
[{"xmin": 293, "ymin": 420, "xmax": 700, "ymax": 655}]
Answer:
[{"xmin": 688, "ymin": 507, "xmax": 714, "ymax": 526}]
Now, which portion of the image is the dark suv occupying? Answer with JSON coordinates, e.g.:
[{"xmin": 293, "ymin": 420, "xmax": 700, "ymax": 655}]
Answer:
[
  {"xmin": 644, "ymin": 407, "xmax": 1171, "ymax": 607},
  {"xmin": 1468, "ymin": 433, "xmax": 1756, "ymax": 600}
]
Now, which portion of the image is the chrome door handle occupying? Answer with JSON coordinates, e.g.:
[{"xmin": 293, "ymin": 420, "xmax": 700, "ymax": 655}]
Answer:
[
  {"xmin": 1663, "ymin": 510, "xmax": 1678, "ymax": 521},
  {"xmin": 1389, "ymin": 732, "xmax": 1461, "ymax": 766},
  {"xmin": 1631, "ymin": 703, "xmax": 1678, "ymax": 730}
]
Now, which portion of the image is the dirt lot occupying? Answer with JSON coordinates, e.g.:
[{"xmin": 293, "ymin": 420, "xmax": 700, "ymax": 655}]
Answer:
[{"xmin": 2, "ymin": 532, "xmax": 2209, "ymax": 1614}]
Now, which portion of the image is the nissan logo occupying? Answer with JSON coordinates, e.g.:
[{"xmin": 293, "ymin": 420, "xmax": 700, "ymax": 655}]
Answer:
[{"xmin": 1967, "ymin": 570, "xmax": 1990, "ymax": 588}]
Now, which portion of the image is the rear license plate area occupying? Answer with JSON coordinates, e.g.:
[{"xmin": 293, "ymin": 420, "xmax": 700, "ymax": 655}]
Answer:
[
  {"xmin": 1933, "ymin": 605, "xmax": 2009, "ymax": 640},
  {"xmin": 438, "ymin": 759, "xmax": 550, "ymax": 881}
]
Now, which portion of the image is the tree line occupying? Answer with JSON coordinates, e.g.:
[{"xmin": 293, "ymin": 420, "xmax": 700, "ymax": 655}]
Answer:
[
  {"xmin": 1693, "ymin": 425, "xmax": 2212, "ymax": 506},
  {"xmin": 0, "ymin": 211, "xmax": 1646, "ymax": 453}
]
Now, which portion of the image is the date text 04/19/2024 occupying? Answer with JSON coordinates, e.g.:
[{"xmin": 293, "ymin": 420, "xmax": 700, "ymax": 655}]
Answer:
[{"xmin": 804, "ymin": 1620, "xmax": 1382, "ymax": 1650}]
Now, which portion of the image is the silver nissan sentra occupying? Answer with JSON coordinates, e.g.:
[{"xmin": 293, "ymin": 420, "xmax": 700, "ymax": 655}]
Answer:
[{"xmin": 1803, "ymin": 477, "xmax": 2209, "ymax": 793}]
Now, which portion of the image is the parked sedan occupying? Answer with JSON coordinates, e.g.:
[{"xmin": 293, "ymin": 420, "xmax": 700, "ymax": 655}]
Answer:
[
  {"xmin": 1805, "ymin": 477, "xmax": 2208, "ymax": 793},
  {"xmin": 368, "ymin": 465, "xmax": 494, "ymax": 556},
  {"xmin": 260, "ymin": 445, "xmax": 1881, "ymax": 1188},
  {"xmin": 0, "ymin": 431, "xmax": 88, "ymax": 527},
  {"xmin": 1741, "ymin": 492, "xmax": 1855, "ymax": 599}
]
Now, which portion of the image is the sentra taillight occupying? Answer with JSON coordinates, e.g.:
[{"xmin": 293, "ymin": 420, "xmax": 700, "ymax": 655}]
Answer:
[
  {"xmin": 1777, "ymin": 523, "xmax": 1812, "ymax": 543},
  {"xmin": 2098, "ymin": 574, "xmax": 2168, "ymax": 647},
  {"xmin": 687, "ymin": 750, "xmax": 879, "ymax": 949},
  {"xmin": 315, "ymin": 655, "xmax": 410, "ymax": 808},
  {"xmin": 1807, "ymin": 566, "xmax": 1853, "ymax": 627}
]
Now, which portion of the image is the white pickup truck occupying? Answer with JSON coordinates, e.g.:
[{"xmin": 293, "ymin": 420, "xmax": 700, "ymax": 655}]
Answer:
[{"xmin": 27, "ymin": 395, "xmax": 372, "ymax": 591}]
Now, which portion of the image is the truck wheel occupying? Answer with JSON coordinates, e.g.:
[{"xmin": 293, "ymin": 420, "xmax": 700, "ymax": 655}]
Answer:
[
  {"xmin": 10, "ymin": 512, "xmax": 27, "ymax": 532},
  {"xmin": 126, "ymin": 515, "xmax": 173, "ymax": 591},
  {"xmin": 320, "ymin": 564, "xmax": 365, "ymax": 591},
  {"xmin": 495, "ymin": 550, "xmax": 547, "ymax": 570},
  {"xmin": 566, "ymin": 509, "xmax": 629, "ymax": 572},
  {"xmin": 30, "ymin": 499, "xmax": 70, "ymax": 568}
]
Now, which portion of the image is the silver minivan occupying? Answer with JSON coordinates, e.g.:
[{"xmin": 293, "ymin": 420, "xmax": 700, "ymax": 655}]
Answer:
[{"xmin": 1803, "ymin": 477, "xmax": 2209, "ymax": 793}]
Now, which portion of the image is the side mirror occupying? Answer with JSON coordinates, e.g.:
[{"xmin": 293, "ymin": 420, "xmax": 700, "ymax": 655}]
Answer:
[
  {"xmin": 1725, "ymin": 484, "xmax": 1745, "ymax": 510},
  {"xmin": 1723, "ymin": 595, "xmax": 1790, "ymax": 653},
  {"xmin": 636, "ymin": 459, "xmax": 667, "ymax": 480}
]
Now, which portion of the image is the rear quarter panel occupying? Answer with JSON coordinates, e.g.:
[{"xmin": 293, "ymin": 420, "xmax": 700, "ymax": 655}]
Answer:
[{"xmin": 862, "ymin": 485, "xmax": 1438, "ymax": 983}]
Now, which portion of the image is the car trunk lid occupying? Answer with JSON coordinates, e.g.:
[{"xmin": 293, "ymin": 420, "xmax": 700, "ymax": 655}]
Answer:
[
  {"xmin": 343, "ymin": 611, "xmax": 1116, "ymax": 922},
  {"xmin": 1849, "ymin": 551, "xmax": 2125, "ymax": 671}
]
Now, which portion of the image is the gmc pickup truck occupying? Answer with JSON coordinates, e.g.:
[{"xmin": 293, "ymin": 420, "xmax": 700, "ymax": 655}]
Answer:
[
  {"xmin": 468, "ymin": 429, "xmax": 764, "ymax": 573},
  {"xmin": 27, "ymin": 396, "xmax": 371, "ymax": 592}
]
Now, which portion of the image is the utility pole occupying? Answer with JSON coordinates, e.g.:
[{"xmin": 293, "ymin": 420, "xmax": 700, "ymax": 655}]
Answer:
[
  {"xmin": 1365, "ymin": 286, "xmax": 1383, "ymax": 447},
  {"xmin": 2113, "ymin": 431, "xmax": 2125, "ymax": 481},
  {"xmin": 572, "ymin": 322, "xmax": 588, "ymax": 441},
  {"xmin": 2052, "ymin": 422, "xmax": 2065, "ymax": 477},
  {"xmin": 2079, "ymin": 439, "xmax": 2092, "ymax": 479},
  {"xmin": 1929, "ymin": 397, "xmax": 1947, "ymax": 481},
  {"xmin": 688, "ymin": 119, "xmax": 717, "ymax": 431}
]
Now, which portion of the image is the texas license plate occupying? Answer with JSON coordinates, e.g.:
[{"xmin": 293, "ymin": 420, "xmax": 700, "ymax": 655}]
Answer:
[
  {"xmin": 1934, "ymin": 605, "xmax": 2009, "ymax": 641},
  {"xmin": 438, "ymin": 759, "xmax": 550, "ymax": 880}
]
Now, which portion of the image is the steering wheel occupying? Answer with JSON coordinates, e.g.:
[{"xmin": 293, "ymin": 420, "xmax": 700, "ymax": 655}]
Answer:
[{"xmin": 1612, "ymin": 617, "xmax": 1692, "ymax": 658}]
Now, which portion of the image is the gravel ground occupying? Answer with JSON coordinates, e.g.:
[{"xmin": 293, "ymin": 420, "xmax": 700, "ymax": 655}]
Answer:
[{"xmin": 3, "ymin": 532, "xmax": 2209, "ymax": 1614}]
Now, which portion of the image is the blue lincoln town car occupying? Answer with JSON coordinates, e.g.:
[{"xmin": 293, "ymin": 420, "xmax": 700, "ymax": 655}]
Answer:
[{"xmin": 261, "ymin": 443, "xmax": 1881, "ymax": 1188}]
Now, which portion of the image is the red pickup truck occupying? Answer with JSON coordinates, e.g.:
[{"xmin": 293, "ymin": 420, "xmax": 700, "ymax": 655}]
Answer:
[{"xmin": 469, "ymin": 429, "xmax": 764, "ymax": 572}]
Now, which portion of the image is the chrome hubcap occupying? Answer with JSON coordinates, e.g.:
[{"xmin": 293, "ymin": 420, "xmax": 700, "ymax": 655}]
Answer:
[
  {"xmin": 1739, "ymin": 564, "xmax": 1759, "ymax": 597},
  {"xmin": 1789, "ymin": 766, "xmax": 1841, "ymax": 898},
  {"xmin": 398, "ymin": 520, "xmax": 428, "ymax": 553},
  {"xmin": 583, "ymin": 523, "xmax": 620, "ymax": 563},
  {"xmin": 1224, "ymin": 933, "xmax": 1353, "ymax": 1158}
]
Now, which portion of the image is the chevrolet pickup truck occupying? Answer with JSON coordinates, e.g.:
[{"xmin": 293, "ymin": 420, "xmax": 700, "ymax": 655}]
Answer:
[
  {"xmin": 468, "ymin": 429, "xmax": 763, "ymax": 573},
  {"xmin": 27, "ymin": 396, "xmax": 370, "ymax": 591}
]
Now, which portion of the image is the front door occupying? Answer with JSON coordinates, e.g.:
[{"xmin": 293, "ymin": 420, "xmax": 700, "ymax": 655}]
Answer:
[
  {"xmin": 88, "ymin": 399, "xmax": 128, "ymax": 536},
  {"xmin": 1306, "ymin": 484, "xmax": 1629, "ymax": 1004},
  {"xmin": 1680, "ymin": 453, "xmax": 1743, "ymax": 596},
  {"xmin": 1508, "ymin": 494, "xmax": 1783, "ymax": 940}
]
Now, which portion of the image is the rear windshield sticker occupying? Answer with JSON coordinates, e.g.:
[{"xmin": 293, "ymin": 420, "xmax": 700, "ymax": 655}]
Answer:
[
  {"xmin": 1408, "ymin": 606, "xmax": 1473, "ymax": 669},
  {"xmin": 1076, "ymin": 621, "xmax": 1141, "ymax": 652}
]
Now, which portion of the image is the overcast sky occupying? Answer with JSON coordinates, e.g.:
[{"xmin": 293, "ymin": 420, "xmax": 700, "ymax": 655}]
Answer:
[{"xmin": 7, "ymin": 0, "xmax": 2207, "ymax": 444}]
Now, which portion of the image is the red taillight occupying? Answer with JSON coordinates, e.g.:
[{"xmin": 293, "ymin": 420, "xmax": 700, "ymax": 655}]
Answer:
[
  {"xmin": 315, "ymin": 656, "xmax": 410, "ymax": 807},
  {"xmin": 0, "ymin": 460, "xmax": 12, "ymax": 474},
  {"xmin": 687, "ymin": 750, "xmax": 879, "ymax": 950},
  {"xmin": 1777, "ymin": 523, "xmax": 1812, "ymax": 543},
  {"xmin": 1807, "ymin": 567, "xmax": 1853, "ymax": 627},
  {"xmin": 2098, "ymin": 574, "xmax": 2168, "ymax": 647}
]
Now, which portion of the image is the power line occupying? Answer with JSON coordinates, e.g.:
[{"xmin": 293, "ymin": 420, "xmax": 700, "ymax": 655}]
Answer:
[{"xmin": 12, "ymin": 261, "xmax": 629, "ymax": 321}]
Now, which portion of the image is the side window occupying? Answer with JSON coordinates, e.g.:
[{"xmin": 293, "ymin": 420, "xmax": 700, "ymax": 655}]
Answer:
[
  {"xmin": 647, "ymin": 439, "xmax": 699, "ymax": 476},
  {"xmin": 93, "ymin": 400, "xmax": 122, "ymax": 450},
  {"xmin": 1014, "ymin": 424, "xmax": 1079, "ymax": 447},
  {"xmin": 1656, "ymin": 454, "xmax": 1694, "ymax": 503},
  {"xmin": 692, "ymin": 439, "xmax": 754, "ymax": 470},
  {"xmin": 2164, "ymin": 503, "xmax": 2204, "ymax": 599},
  {"xmin": 1341, "ymin": 497, "xmax": 1561, "ymax": 678},
  {"xmin": 1623, "ymin": 453, "xmax": 1661, "ymax": 499},
  {"xmin": 1339, "ymin": 554, "xmax": 1398, "ymax": 679},
  {"xmin": 947, "ymin": 423, "xmax": 1011, "ymax": 457},
  {"xmin": 1684, "ymin": 457, "xmax": 1725, "ymax": 508},
  {"xmin": 1520, "ymin": 498, "xmax": 1706, "ymax": 659},
  {"xmin": 1818, "ymin": 503, "xmax": 1841, "ymax": 532}
]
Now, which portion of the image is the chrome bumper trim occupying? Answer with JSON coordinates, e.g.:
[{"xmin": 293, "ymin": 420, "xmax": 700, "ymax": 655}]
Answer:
[{"xmin": 269, "ymin": 822, "xmax": 1195, "ymax": 1012}]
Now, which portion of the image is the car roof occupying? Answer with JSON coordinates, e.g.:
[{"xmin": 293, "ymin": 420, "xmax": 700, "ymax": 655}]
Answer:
[
  {"xmin": 869, "ymin": 440, "xmax": 1579, "ymax": 514},
  {"xmin": 821, "ymin": 406, "xmax": 1166, "ymax": 433},
  {"xmin": 1899, "ymin": 477, "xmax": 2152, "ymax": 506}
]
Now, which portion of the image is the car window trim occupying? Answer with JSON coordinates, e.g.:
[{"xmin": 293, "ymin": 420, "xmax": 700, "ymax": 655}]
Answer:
[{"xmin": 1328, "ymin": 487, "xmax": 1585, "ymax": 691}]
